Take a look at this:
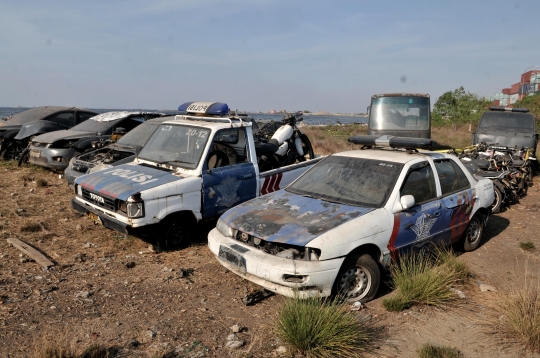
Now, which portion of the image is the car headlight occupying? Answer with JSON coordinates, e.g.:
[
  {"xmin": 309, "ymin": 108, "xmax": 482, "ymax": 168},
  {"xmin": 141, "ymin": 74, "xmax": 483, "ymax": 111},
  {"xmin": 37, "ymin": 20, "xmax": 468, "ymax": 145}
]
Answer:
[
  {"xmin": 76, "ymin": 184, "xmax": 82, "ymax": 196},
  {"xmin": 216, "ymin": 218, "xmax": 235, "ymax": 238},
  {"xmin": 125, "ymin": 196, "xmax": 144, "ymax": 218}
]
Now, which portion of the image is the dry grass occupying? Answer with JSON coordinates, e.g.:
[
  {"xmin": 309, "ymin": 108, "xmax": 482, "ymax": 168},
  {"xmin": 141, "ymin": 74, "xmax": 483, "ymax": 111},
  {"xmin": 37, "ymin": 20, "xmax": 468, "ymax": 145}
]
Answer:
[
  {"xmin": 303, "ymin": 123, "xmax": 475, "ymax": 156},
  {"xmin": 20, "ymin": 222, "xmax": 42, "ymax": 233},
  {"xmin": 31, "ymin": 332, "xmax": 77, "ymax": 358},
  {"xmin": 416, "ymin": 343, "xmax": 463, "ymax": 358},
  {"xmin": 496, "ymin": 285, "xmax": 540, "ymax": 352},
  {"xmin": 382, "ymin": 248, "xmax": 471, "ymax": 312}
]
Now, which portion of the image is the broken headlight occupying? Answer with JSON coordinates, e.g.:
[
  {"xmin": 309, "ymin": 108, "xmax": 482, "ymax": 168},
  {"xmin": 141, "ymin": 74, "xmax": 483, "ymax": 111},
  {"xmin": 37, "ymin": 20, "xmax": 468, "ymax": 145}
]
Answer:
[
  {"xmin": 123, "ymin": 195, "xmax": 144, "ymax": 218},
  {"xmin": 216, "ymin": 218, "xmax": 236, "ymax": 238},
  {"xmin": 75, "ymin": 184, "xmax": 82, "ymax": 196}
]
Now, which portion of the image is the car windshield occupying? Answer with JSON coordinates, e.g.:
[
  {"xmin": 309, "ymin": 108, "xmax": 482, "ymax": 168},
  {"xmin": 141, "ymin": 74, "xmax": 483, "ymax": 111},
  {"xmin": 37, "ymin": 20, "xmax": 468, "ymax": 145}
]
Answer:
[
  {"xmin": 116, "ymin": 121, "xmax": 162, "ymax": 147},
  {"xmin": 287, "ymin": 156, "xmax": 403, "ymax": 208},
  {"xmin": 369, "ymin": 96, "xmax": 430, "ymax": 130},
  {"xmin": 138, "ymin": 124, "xmax": 211, "ymax": 169},
  {"xmin": 71, "ymin": 117, "xmax": 121, "ymax": 133},
  {"xmin": 479, "ymin": 112, "xmax": 535, "ymax": 130}
]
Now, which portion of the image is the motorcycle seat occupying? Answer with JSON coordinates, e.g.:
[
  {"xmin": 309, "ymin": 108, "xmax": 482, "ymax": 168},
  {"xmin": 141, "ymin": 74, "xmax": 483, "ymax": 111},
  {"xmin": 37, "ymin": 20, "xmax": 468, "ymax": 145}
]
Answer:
[
  {"xmin": 255, "ymin": 139, "xmax": 279, "ymax": 156},
  {"xmin": 461, "ymin": 159, "xmax": 490, "ymax": 170},
  {"xmin": 473, "ymin": 170, "xmax": 505, "ymax": 178}
]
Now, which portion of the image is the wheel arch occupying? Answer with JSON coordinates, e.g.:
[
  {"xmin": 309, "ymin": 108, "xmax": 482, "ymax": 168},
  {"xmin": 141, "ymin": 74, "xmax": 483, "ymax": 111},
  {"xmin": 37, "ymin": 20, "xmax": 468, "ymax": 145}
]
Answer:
[
  {"xmin": 346, "ymin": 243, "xmax": 383, "ymax": 266},
  {"xmin": 161, "ymin": 210, "xmax": 197, "ymax": 225}
]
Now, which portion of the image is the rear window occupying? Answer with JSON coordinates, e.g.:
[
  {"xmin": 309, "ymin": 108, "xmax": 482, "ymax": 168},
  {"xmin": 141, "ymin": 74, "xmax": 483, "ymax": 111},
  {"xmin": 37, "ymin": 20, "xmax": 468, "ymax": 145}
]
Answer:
[{"xmin": 479, "ymin": 112, "xmax": 535, "ymax": 130}]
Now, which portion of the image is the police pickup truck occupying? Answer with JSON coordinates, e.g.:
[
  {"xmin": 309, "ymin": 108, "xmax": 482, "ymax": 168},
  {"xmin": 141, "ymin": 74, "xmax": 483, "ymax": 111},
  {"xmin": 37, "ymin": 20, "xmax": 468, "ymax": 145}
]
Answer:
[
  {"xmin": 70, "ymin": 102, "xmax": 322, "ymax": 249},
  {"xmin": 208, "ymin": 135, "xmax": 495, "ymax": 303}
]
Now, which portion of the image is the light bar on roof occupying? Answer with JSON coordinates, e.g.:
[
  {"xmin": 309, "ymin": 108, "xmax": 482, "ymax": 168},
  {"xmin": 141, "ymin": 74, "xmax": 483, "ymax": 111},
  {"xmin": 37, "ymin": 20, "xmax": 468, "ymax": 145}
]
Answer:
[
  {"xmin": 178, "ymin": 102, "xmax": 229, "ymax": 116},
  {"xmin": 489, "ymin": 106, "xmax": 529, "ymax": 113},
  {"xmin": 348, "ymin": 135, "xmax": 437, "ymax": 149}
]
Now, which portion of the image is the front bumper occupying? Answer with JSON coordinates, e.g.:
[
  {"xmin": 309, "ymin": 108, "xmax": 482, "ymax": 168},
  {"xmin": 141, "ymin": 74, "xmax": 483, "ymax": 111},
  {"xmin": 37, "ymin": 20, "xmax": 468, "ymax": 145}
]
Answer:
[
  {"xmin": 71, "ymin": 198, "xmax": 129, "ymax": 234},
  {"xmin": 28, "ymin": 147, "xmax": 76, "ymax": 171},
  {"xmin": 208, "ymin": 228, "xmax": 344, "ymax": 298}
]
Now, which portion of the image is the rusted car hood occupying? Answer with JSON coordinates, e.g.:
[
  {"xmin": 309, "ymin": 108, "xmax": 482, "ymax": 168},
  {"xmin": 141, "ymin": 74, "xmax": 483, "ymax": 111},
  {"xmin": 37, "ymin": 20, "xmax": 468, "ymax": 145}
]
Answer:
[{"xmin": 220, "ymin": 190, "xmax": 374, "ymax": 246}]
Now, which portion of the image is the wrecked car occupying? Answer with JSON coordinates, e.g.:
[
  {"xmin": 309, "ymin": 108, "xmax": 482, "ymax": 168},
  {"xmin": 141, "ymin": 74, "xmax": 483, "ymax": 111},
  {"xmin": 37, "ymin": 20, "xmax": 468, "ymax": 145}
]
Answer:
[
  {"xmin": 64, "ymin": 116, "xmax": 171, "ymax": 188},
  {"xmin": 0, "ymin": 106, "xmax": 98, "ymax": 161},
  {"xmin": 70, "ymin": 102, "xmax": 322, "ymax": 250},
  {"xmin": 27, "ymin": 111, "xmax": 165, "ymax": 171},
  {"xmin": 472, "ymin": 106, "xmax": 537, "ymax": 150},
  {"xmin": 208, "ymin": 135, "xmax": 495, "ymax": 303}
]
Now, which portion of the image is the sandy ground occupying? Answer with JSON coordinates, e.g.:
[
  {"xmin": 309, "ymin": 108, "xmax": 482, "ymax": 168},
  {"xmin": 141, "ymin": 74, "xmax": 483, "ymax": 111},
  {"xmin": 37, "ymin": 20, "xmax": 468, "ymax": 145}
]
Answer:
[{"xmin": 1, "ymin": 162, "xmax": 540, "ymax": 357}]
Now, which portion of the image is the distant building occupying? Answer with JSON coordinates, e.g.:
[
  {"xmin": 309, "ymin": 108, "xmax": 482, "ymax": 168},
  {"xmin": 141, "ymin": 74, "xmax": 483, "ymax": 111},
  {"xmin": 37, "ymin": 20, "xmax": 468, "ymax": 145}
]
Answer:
[{"xmin": 491, "ymin": 70, "xmax": 540, "ymax": 106}]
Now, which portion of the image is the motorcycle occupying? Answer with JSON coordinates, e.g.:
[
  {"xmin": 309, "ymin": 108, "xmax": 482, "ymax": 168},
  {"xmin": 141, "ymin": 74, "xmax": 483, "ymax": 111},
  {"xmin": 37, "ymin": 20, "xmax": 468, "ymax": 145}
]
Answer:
[{"xmin": 254, "ymin": 112, "xmax": 315, "ymax": 172}]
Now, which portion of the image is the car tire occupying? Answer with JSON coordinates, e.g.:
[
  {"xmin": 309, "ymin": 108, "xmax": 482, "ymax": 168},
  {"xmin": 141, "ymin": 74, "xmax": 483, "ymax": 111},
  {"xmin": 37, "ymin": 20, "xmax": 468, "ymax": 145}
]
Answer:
[
  {"xmin": 157, "ymin": 217, "xmax": 193, "ymax": 251},
  {"xmin": 1, "ymin": 142, "xmax": 26, "ymax": 161},
  {"xmin": 333, "ymin": 253, "xmax": 380, "ymax": 303},
  {"xmin": 17, "ymin": 148, "xmax": 30, "ymax": 167},
  {"xmin": 462, "ymin": 213, "xmax": 484, "ymax": 252},
  {"xmin": 491, "ymin": 186, "xmax": 503, "ymax": 214}
]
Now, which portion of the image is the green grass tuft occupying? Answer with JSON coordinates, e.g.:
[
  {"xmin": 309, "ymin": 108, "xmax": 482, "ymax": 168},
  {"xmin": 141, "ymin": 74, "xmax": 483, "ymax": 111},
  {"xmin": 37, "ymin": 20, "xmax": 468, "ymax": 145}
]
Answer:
[
  {"xmin": 519, "ymin": 242, "xmax": 536, "ymax": 251},
  {"xmin": 382, "ymin": 248, "xmax": 470, "ymax": 312},
  {"xmin": 416, "ymin": 343, "xmax": 463, "ymax": 358},
  {"xmin": 274, "ymin": 295, "xmax": 374, "ymax": 357}
]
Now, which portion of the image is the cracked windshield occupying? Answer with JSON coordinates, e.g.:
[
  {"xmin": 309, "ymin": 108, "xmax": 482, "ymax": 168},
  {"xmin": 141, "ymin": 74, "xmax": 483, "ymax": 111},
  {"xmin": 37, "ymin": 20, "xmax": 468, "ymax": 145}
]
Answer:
[
  {"xmin": 138, "ymin": 124, "xmax": 211, "ymax": 169},
  {"xmin": 287, "ymin": 156, "xmax": 403, "ymax": 208}
]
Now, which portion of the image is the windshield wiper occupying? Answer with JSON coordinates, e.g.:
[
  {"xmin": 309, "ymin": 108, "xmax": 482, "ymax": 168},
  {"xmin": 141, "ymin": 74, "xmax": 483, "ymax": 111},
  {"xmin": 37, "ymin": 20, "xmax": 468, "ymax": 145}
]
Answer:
[{"xmin": 155, "ymin": 159, "xmax": 194, "ymax": 165}]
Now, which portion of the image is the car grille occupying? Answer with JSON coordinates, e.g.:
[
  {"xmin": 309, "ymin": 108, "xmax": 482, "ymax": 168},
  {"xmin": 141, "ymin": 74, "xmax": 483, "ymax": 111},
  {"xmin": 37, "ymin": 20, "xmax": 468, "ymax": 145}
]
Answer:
[{"xmin": 81, "ymin": 188, "xmax": 116, "ymax": 211}]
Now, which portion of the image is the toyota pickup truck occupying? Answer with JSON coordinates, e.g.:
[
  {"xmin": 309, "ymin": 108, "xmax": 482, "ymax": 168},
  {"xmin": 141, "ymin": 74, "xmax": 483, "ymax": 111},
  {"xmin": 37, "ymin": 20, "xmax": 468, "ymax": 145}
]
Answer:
[{"xmin": 70, "ymin": 102, "xmax": 322, "ymax": 249}]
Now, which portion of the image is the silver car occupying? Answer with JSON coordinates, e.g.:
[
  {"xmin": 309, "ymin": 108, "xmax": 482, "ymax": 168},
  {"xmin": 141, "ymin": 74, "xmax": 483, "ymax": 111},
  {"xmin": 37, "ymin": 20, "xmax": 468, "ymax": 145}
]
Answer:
[{"xmin": 27, "ymin": 111, "xmax": 165, "ymax": 171}]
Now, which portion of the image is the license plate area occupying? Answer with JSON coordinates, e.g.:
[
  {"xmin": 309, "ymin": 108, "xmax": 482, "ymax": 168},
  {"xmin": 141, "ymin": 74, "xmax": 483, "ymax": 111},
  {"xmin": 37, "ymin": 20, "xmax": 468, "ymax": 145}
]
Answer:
[
  {"xmin": 218, "ymin": 245, "xmax": 246, "ymax": 271},
  {"xmin": 87, "ymin": 212, "xmax": 102, "ymax": 225},
  {"xmin": 30, "ymin": 150, "xmax": 41, "ymax": 158}
]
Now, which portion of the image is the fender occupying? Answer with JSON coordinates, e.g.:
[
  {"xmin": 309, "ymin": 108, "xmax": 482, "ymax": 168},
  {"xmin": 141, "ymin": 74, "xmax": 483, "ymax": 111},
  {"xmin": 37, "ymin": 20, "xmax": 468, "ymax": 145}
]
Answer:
[{"xmin": 1, "ymin": 130, "xmax": 21, "ymax": 140}]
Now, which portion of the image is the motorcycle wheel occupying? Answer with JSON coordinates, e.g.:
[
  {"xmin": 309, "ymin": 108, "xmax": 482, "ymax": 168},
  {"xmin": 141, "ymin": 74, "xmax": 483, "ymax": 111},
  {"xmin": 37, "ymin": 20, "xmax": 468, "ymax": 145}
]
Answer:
[
  {"xmin": 298, "ymin": 134, "xmax": 315, "ymax": 162},
  {"xmin": 491, "ymin": 185, "xmax": 503, "ymax": 214}
]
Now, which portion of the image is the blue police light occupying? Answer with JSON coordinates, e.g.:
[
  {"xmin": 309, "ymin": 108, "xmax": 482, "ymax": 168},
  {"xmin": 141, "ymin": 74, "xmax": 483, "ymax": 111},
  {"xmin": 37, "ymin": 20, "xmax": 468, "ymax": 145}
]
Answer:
[
  {"xmin": 489, "ymin": 106, "xmax": 529, "ymax": 113},
  {"xmin": 348, "ymin": 135, "xmax": 437, "ymax": 149},
  {"xmin": 178, "ymin": 102, "xmax": 229, "ymax": 116}
]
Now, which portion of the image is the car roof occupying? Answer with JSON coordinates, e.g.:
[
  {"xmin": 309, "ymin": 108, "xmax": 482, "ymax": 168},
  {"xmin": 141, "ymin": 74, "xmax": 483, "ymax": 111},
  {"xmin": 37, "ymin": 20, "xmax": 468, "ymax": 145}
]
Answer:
[
  {"xmin": 4, "ymin": 106, "xmax": 97, "ymax": 123},
  {"xmin": 333, "ymin": 148, "xmax": 448, "ymax": 164},
  {"xmin": 161, "ymin": 114, "xmax": 253, "ymax": 129},
  {"xmin": 90, "ymin": 111, "xmax": 165, "ymax": 122}
]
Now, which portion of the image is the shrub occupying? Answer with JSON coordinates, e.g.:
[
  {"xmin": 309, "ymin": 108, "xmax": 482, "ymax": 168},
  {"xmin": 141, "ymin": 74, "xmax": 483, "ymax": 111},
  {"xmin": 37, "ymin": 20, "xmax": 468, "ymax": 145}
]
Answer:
[
  {"xmin": 497, "ymin": 287, "xmax": 540, "ymax": 352},
  {"xmin": 382, "ymin": 248, "xmax": 470, "ymax": 312},
  {"xmin": 32, "ymin": 332, "xmax": 77, "ymax": 358},
  {"xmin": 519, "ymin": 242, "xmax": 536, "ymax": 251},
  {"xmin": 20, "ymin": 223, "xmax": 42, "ymax": 233},
  {"xmin": 274, "ymin": 295, "xmax": 374, "ymax": 357},
  {"xmin": 416, "ymin": 343, "xmax": 463, "ymax": 358},
  {"xmin": 36, "ymin": 178, "xmax": 48, "ymax": 187}
]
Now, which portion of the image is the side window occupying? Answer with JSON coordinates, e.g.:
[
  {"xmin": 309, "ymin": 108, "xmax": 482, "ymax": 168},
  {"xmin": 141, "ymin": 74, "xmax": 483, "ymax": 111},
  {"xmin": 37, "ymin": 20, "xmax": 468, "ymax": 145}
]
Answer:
[
  {"xmin": 206, "ymin": 129, "xmax": 245, "ymax": 169},
  {"xmin": 47, "ymin": 112, "xmax": 75, "ymax": 128},
  {"xmin": 77, "ymin": 112, "xmax": 96, "ymax": 124},
  {"xmin": 451, "ymin": 161, "xmax": 471, "ymax": 190},
  {"xmin": 400, "ymin": 163, "xmax": 437, "ymax": 204},
  {"xmin": 107, "ymin": 118, "xmax": 143, "ymax": 134},
  {"xmin": 434, "ymin": 160, "xmax": 469, "ymax": 195}
]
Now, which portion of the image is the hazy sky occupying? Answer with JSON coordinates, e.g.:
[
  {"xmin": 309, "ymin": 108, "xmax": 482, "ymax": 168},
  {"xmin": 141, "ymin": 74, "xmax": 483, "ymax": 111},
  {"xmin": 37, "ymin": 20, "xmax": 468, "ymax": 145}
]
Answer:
[{"xmin": 1, "ymin": 0, "xmax": 539, "ymax": 112}]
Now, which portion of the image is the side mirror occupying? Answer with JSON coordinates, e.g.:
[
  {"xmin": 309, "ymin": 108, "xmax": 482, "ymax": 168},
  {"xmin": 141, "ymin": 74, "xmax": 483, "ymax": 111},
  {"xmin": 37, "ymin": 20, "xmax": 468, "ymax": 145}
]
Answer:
[
  {"xmin": 392, "ymin": 195, "xmax": 415, "ymax": 213},
  {"xmin": 113, "ymin": 127, "xmax": 127, "ymax": 135},
  {"xmin": 400, "ymin": 195, "xmax": 415, "ymax": 210}
]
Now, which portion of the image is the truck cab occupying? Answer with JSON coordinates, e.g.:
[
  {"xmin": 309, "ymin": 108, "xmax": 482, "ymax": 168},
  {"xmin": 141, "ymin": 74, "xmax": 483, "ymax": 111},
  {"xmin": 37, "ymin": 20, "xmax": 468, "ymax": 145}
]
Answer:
[{"xmin": 368, "ymin": 93, "xmax": 431, "ymax": 139}]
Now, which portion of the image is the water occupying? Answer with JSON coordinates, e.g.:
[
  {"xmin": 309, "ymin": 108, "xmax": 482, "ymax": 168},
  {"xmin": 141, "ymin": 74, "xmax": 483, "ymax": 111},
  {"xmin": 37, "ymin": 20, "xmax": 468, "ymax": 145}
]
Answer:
[{"xmin": 0, "ymin": 107, "xmax": 367, "ymax": 126}]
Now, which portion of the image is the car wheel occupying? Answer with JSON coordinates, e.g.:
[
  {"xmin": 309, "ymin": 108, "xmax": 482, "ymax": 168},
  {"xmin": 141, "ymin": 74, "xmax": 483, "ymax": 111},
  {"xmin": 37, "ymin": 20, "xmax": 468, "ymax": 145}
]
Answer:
[
  {"xmin": 17, "ymin": 148, "xmax": 30, "ymax": 167},
  {"xmin": 462, "ymin": 214, "xmax": 484, "ymax": 252},
  {"xmin": 491, "ymin": 186, "xmax": 503, "ymax": 214},
  {"xmin": 334, "ymin": 253, "xmax": 380, "ymax": 303},
  {"xmin": 1, "ymin": 142, "xmax": 26, "ymax": 161},
  {"xmin": 157, "ymin": 219, "xmax": 192, "ymax": 251}
]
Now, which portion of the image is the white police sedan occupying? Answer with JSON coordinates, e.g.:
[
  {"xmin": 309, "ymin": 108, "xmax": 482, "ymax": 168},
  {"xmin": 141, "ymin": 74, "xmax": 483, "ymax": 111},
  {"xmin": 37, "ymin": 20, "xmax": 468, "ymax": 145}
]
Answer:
[{"xmin": 208, "ymin": 136, "xmax": 494, "ymax": 303}]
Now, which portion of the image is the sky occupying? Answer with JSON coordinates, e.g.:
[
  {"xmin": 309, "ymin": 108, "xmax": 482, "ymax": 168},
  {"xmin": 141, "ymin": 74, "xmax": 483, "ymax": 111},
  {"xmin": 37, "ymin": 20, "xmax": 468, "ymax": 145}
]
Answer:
[{"xmin": 1, "ymin": 0, "xmax": 540, "ymax": 113}]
